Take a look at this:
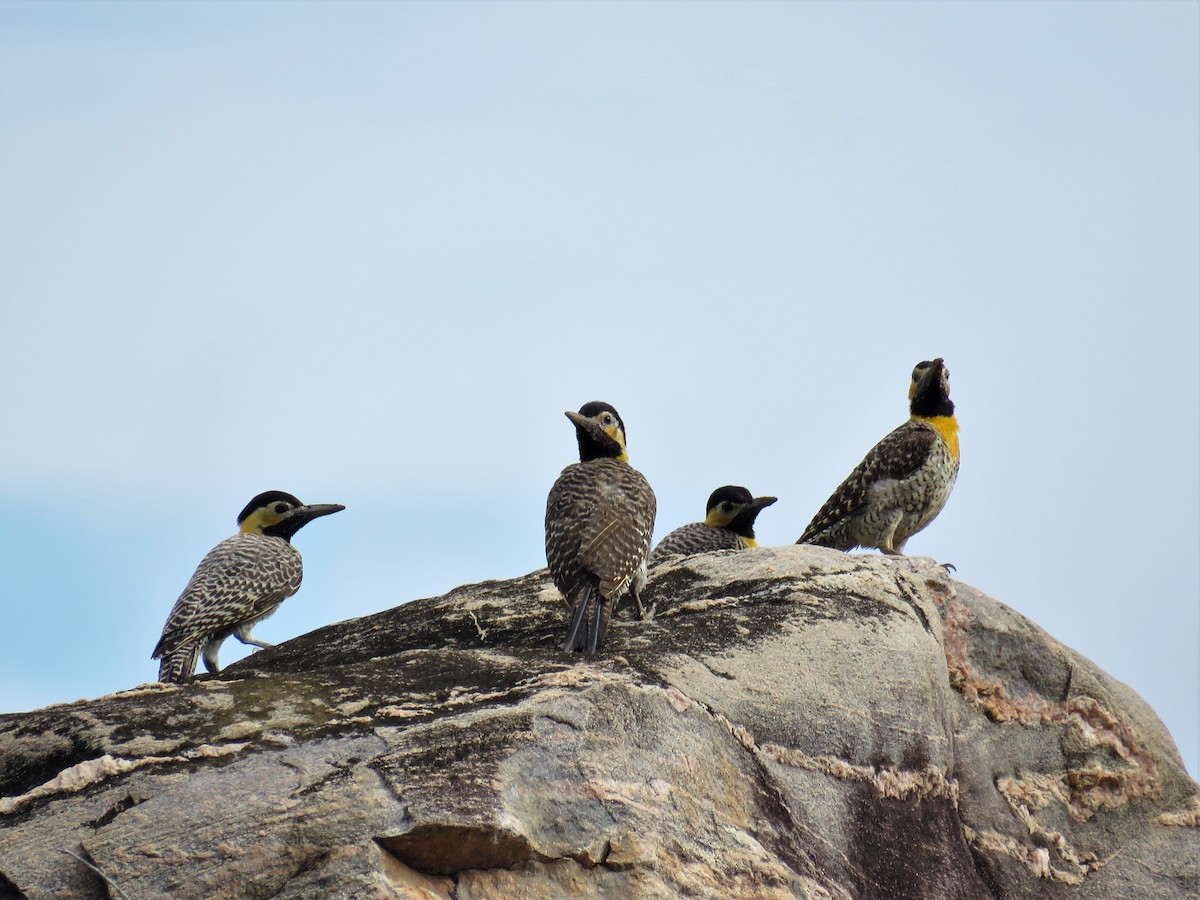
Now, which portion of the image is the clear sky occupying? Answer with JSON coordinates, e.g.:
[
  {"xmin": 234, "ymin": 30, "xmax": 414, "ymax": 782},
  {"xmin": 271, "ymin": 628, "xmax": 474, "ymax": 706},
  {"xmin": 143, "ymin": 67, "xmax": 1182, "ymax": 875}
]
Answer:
[{"xmin": 1, "ymin": 2, "xmax": 1196, "ymax": 776}]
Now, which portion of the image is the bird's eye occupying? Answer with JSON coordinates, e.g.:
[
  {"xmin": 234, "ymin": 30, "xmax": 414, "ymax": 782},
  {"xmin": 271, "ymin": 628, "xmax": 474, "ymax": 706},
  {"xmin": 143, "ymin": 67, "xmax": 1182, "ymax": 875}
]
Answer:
[
  {"xmin": 273, "ymin": 502, "xmax": 291, "ymax": 514},
  {"xmin": 722, "ymin": 502, "xmax": 735, "ymax": 513},
  {"xmin": 601, "ymin": 413, "xmax": 614, "ymax": 426}
]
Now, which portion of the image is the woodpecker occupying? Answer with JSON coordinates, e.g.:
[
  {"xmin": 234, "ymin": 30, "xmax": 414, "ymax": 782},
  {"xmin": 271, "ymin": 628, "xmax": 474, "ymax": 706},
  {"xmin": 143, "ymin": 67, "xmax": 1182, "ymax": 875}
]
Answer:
[
  {"xmin": 152, "ymin": 491, "xmax": 344, "ymax": 683},
  {"xmin": 651, "ymin": 486, "xmax": 777, "ymax": 562},
  {"xmin": 546, "ymin": 402, "xmax": 656, "ymax": 653},
  {"xmin": 797, "ymin": 358, "xmax": 959, "ymax": 555}
]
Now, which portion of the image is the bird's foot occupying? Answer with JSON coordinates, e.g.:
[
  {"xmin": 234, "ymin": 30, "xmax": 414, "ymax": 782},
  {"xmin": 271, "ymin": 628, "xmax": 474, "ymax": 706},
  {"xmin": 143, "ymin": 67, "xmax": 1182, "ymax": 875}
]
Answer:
[
  {"xmin": 631, "ymin": 591, "xmax": 655, "ymax": 621},
  {"xmin": 627, "ymin": 586, "xmax": 655, "ymax": 621}
]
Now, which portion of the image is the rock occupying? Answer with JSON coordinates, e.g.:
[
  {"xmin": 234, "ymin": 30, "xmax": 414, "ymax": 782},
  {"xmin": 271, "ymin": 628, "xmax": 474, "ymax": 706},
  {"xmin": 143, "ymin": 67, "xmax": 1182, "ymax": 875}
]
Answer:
[{"xmin": 0, "ymin": 546, "xmax": 1195, "ymax": 898}]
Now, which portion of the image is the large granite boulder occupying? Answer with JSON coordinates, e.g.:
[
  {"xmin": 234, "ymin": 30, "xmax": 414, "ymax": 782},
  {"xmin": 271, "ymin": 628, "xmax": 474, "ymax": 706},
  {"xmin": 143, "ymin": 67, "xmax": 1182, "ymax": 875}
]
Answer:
[{"xmin": 1, "ymin": 546, "xmax": 1195, "ymax": 898}]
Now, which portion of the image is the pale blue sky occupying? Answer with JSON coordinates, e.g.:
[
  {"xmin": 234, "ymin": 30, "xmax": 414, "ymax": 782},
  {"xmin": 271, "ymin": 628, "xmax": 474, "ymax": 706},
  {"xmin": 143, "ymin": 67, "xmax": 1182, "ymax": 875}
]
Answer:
[{"xmin": 1, "ymin": 1, "xmax": 1196, "ymax": 776}]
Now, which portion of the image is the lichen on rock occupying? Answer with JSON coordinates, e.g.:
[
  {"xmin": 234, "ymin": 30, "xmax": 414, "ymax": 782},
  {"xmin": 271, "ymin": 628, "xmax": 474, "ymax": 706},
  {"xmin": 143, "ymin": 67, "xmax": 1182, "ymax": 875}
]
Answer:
[{"xmin": 0, "ymin": 547, "xmax": 1195, "ymax": 898}]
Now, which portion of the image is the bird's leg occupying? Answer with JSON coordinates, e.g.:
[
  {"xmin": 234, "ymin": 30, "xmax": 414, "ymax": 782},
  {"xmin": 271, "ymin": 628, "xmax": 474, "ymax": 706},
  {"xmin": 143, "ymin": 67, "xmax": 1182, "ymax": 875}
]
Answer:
[
  {"xmin": 629, "ymin": 565, "xmax": 653, "ymax": 620},
  {"xmin": 201, "ymin": 638, "xmax": 225, "ymax": 674},
  {"xmin": 233, "ymin": 623, "xmax": 274, "ymax": 651},
  {"xmin": 631, "ymin": 584, "xmax": 655, "ymax": 621},
  {"xmin": 881, "ymin": 525, "xmax": 907, "ymax": 556}
]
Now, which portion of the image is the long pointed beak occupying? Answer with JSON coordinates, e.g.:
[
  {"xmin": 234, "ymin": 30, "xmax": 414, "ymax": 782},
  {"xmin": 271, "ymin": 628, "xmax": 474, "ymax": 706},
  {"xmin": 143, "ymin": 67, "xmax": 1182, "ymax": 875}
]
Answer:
[
  {"xmin": 565, "ymin": 410, "xmax": 604, "ymax": 439},
  {"xmin": 292, "ymin": 503, "xmax": 345, "ymax": 526},
  {"xmin": 750, "ymin": 496, "xmax": 779, "ymax": 512}
]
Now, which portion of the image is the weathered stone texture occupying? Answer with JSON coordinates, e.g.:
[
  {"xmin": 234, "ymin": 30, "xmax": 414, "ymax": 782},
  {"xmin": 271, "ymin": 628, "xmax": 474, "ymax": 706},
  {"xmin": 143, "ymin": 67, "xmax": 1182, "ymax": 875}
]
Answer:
[{"xmin": 0, "ymin": 546, "xmax": 1195, "ymax": 898}]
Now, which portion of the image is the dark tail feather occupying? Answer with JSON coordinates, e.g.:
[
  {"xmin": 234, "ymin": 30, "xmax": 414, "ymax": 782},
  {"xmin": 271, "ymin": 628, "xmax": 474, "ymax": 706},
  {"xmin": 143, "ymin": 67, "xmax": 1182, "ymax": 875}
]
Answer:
[
  {"xmin": 586, "ymin": 594, "xmax": 611, "ymax": 654},
  {"xmin": 158, "ymin": 644, "xmax": 199, "ymax": 684},
  {"xmin": 562, "ymin": 582, "xmax": 594, "ymax": 652}
]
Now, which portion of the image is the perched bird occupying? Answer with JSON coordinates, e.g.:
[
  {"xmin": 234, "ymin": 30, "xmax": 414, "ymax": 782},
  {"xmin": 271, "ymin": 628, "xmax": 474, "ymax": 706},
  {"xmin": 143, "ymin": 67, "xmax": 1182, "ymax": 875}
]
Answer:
[
  {"xmin": 152, "ymin": 491, "xmax": 344, "ymax": 683},
  {"xmin": 651, "ymin": 485, "xmax": 778, "ymax": 562},
  {"xmin": 797, "ymin": 358, "xmax": 959, "ymax": 555},
  {"xmin": 546, "ymin": 402, "xmax": 657, "ymax": 653}
]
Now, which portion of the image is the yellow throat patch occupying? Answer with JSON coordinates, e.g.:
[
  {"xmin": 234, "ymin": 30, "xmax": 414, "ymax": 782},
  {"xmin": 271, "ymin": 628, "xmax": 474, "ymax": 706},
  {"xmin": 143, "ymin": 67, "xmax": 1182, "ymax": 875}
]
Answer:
[
  {"xmin": 919, "ymin": 415, "xmax": 960, "ymax": 461},
  {"xmin": 602, "ymin": 424, "xmax": 630, "ymax": 464},
  {"xmin": 704, "ymin": 509, "xmax": 734, "ymax": 528},
  {"xmin": 239, "ymin": 507, "xmax": 285, "ymax": 535}
]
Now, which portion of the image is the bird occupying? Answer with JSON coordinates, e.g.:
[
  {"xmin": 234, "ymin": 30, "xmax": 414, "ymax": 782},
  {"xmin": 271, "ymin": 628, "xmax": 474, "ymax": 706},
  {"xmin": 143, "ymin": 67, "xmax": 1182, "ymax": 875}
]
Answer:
[
  {"xmin": 545, "ymin": 401, "xmax": 657, "ymax": 653},
  {"xmin": 152, "ymin": 490, "xmax": 344, "ymax": 683},
  {"xmin": 651, "ymin": 485, "xmax": 778, "ymax": 562},
  {"xmin": 797, "ymin": 358, "xmax": 959, "ymax": 555}
]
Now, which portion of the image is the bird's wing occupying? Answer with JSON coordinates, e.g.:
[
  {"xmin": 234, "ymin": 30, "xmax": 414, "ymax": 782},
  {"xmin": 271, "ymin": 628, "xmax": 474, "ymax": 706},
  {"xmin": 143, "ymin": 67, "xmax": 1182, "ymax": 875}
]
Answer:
[
  {"xmin": 578, "ymin": 476, "xmax": 656, "ymax": 598},
  {"xmin": 545, "ymin": 465, "xmax": 596, "ymax": 592},
  {"xmin": 652, "ymin": 523, "xmax": 733, "ymax": 560},
  {"xmin": 799, "ymin": 421, "xmax": 938, "ymax": 541},
  {"xmin": 152, "ymin": 535, "xmax": 302, "ymax": 658}
]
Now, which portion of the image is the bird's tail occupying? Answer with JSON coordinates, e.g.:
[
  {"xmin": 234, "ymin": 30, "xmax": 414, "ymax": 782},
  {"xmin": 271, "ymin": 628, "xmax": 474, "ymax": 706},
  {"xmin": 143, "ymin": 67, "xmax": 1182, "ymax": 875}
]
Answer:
[
  {"xmin": 157, "ymin": 644, "xmax": 199, "ymax": 683},
  {"xmin": 586, "ymin": 592, "xmax": 611, "ymax": 654},
  {"xmin": 796, "ymin": 529, "xmax": 846, "ymax": 549},
  {"xmin": 563, "ymin": 581, "xmax": 596, "ymax": 652}
]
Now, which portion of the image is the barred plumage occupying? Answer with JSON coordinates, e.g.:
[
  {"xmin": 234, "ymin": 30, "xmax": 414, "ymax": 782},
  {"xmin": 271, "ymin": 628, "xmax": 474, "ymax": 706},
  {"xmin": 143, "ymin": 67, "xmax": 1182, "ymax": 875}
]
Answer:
[
  {"xmin": 652, "ymin": 485, "xmax": 777, "ymax": 562},
  {"xmin": 797, "ymin": 359, "xmax": 959, "ymax": 555},
  {"xmin": 546, "ymin": 402, "xmax": 656, "ymax": 653},
  {"xmin": 152, "ymin": 491, "xmax": 344, "ymax": 683}
]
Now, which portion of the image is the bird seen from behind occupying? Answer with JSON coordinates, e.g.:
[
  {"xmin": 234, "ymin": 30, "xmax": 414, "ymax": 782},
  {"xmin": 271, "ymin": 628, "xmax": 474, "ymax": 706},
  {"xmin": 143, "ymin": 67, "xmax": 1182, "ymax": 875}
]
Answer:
[{"xmin": 545, "ymin": 402, "xmax": 657, "ymax": 653}]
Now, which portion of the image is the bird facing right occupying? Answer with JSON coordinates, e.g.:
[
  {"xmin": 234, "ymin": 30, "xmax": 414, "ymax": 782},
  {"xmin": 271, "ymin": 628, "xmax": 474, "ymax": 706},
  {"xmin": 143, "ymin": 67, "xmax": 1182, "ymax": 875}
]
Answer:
[
  {"xmin": 797, "ymin": 359, "xmax": 959, "ymax": 555},
  {"xmin": 152, "ymin": 491, "xmax": 344, "ymax": 683},
  {"xmin": 545, "ymin": 402, "xmax": 657, "ymax": 654},
  {"xmin": 651, "ymin": 485, "xmax": 778, "ymax": 562}
]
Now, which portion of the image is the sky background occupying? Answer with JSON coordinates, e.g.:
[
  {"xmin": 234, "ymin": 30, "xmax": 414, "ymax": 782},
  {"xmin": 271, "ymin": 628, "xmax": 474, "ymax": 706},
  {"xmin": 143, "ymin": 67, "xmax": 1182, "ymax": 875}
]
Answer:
[{"xmin": 0, "ymin": 2, "xmax": 1196, "ymax": 776}]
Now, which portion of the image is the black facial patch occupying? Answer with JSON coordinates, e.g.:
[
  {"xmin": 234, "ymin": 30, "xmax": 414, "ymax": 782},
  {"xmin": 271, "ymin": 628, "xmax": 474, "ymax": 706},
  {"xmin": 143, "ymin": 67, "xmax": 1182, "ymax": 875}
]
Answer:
[
  {"xmin": 571, "ymin": 401, "xmax": 628, "ymax": 462},
  {"xmin": 705, "ymin": 485, "xmax": 754, "ymax": 513},
  {"xmin": 237, "ymin": 490, "xmax": 304, "ymax": 525},
  {"xmin": 909, "ymin": 360, "xmax": 954, "ymax": 418},
  {"xmin": 728, "ymin": 494, "xmax": 778, "ymax": 538},
  {"xmin": 577, "ymin": 400, "xmax": 624, "ymax": 432}
]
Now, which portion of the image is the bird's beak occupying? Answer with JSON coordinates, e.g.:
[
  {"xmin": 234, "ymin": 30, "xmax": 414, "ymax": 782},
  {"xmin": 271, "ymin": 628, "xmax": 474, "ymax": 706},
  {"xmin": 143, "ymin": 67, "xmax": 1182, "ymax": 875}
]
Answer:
[
  {"xmin": 750, "ymin": 496, "xmax": 779, "ymax": 512},
  {"xmin": 564, "ymin": 410, "xmax": 603, "ymax": 438},
  {"xmin": 920, "ymin": 359, "xmax": 947, "ymax": 391},
  {"xmin": 291, "ymin": 503, "xmax": 346, "ymax": 526}
]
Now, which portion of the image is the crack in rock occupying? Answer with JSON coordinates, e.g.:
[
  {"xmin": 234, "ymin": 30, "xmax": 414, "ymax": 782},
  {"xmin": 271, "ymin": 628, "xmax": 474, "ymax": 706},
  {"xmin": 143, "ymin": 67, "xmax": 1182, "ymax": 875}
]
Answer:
[{"xmin": 0, "ymin": 744, "xmax": 249, "ymax": 816}]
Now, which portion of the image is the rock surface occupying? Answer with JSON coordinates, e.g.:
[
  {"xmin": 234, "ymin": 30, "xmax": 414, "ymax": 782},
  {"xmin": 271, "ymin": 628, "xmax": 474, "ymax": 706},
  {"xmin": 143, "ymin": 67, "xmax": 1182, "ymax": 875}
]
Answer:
[{"xmin": 0, "ymin": 546, "xmax": 1196, "ymax": 899}]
